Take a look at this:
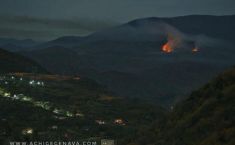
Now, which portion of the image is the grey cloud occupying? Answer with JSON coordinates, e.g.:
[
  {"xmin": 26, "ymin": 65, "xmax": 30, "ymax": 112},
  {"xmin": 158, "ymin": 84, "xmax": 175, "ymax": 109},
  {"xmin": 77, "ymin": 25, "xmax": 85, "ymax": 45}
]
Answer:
[{"xmin": 0, "ymin": 15, "xmax": 120, "ymax": 40}]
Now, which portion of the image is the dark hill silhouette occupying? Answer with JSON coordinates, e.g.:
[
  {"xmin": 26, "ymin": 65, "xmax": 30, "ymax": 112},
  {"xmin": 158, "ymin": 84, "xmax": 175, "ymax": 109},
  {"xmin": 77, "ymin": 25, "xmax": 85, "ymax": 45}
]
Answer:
[
  {"xmin": 132, "ymin": 67, "xmax": 235, "ymax": 145},
  {"xmin": 0, "ymin": 48, "xmax": 47, "ymax": 74},
  {"xmin": 20, "ymin": 15, "xmax": 235, "ymax": 106}
]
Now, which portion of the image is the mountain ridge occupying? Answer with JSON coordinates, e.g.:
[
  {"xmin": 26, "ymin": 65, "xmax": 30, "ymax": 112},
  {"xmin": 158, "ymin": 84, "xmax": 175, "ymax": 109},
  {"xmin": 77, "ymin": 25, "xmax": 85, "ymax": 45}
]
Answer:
[
  {"xmin": 12, "ymin": 15, "xmax": 235, "ymax": 106},
  {"xmin": 131, "ymin": 66, "xmax": 235, "ymax": 145},
  {"xmin": 0, "ymin": 48, "xmax": 47, "ymax": 74}
]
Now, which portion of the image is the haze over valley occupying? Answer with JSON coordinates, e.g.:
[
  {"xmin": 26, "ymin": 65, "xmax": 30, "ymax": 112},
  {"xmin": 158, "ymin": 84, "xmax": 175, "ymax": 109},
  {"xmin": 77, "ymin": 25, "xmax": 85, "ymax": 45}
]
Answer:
[
  {"xmin": 5, "ymin": 15, "xmax": 234, "ymax": 106},
  {"xmin": 0, "ymin": 1, "xmax": 235, "ymax": 144}
]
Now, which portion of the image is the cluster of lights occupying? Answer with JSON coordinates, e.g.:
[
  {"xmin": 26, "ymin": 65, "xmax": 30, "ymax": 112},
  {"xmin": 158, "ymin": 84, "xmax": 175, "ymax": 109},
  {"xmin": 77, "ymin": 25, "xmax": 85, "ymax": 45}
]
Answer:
[
  {"xmin": 75, "ymin": 112, "xmax": 84, "ymax": 117},
  {"xmin": 0, "ymin": 75, "xmax": 89, "ymax": 126},
  {"xmin": 2, "ymin": 92, "xmax": 32, "ymax": 102},
  {"xmin": 114, "ymin": 118, "xmax": 126, "ymax": 125},
  {"xmin": 29, "ymin": 80, "xmax": 45, "ymax": 86},
  {"xmin": 95, "ymin": 118, "xmax": 126, "ymax": 126},
  {"xmin": 95, "ymin": 120, "xmax": 106, "ymax": 125},
  {"xmin": 0, "ymin": 74, "xmax": 129, "ymax": 140},
  {"xmin": 3, "ymin": 92, "xmax": 10, "ymax": 97},
  {"xmin": 22, "ymin": 128, "xmax": 33, "ymax": 135},
  {"xmin": 0, "ymin": 75, "xmax": 45, "ymax": 87},
  {"xmin": 34, "ymin": 101, "xmax": 51, "ymax": 110},
  {"xmin": 1, "ymin": 83, "xmax": 122, "ymax": 126},
  {"xmin": 0, "ymin": 76, "xmax": 21, "ymax": 81},
  {"xmin": 52, "ymin": 108, "xmax": 75, "ymax": 117},
  {"xmin": 0, "ymin": 87, "xmax": 83, "ymax": 120}
]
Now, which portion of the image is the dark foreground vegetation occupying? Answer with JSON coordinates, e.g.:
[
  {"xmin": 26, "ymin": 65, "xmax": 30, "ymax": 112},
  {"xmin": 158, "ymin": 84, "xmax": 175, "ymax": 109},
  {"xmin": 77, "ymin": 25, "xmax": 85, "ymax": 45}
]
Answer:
[
  {"xmin": 0, "ymin": 48, "xmax": 234, "ymax": 145},
  {"xmin": 130, "ymin": 67, "xmax": 235, "ymax": 145},
  {"xmin": 0, "ymin": 73, "xmax": 165, "ymax": 145}
]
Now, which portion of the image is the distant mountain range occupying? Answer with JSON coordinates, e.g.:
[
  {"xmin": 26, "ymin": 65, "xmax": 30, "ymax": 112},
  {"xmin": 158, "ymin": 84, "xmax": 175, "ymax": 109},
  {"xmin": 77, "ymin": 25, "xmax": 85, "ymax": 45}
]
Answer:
[
  {"xmin": 0, "ymin": 15, "xmax": 234, "ymax": 144},
  {"xmin": 0, "ymin": 38, "xmax": 40, "ymax": 52},
  {"xmin": 1, "ymin": 15, "xmax": 235, "ymax": 106},
  {"xmin": 1, "ymin": 15, "xmax": 235, "ymax": 51}
]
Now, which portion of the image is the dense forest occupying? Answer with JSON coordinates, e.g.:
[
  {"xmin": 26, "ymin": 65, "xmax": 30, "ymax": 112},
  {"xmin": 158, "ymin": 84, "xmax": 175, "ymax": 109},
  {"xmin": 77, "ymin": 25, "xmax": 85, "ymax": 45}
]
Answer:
[{"xmin": 130, "ymin": 67, "xmax": 235, "ymax": 145}]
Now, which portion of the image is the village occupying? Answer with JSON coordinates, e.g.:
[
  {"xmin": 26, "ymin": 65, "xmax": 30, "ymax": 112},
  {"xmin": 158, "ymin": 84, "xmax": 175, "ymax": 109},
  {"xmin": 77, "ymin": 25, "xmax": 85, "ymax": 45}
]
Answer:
[{"xmin": 0, "ymin": 74, "xmax": 127, "ymax": 139}]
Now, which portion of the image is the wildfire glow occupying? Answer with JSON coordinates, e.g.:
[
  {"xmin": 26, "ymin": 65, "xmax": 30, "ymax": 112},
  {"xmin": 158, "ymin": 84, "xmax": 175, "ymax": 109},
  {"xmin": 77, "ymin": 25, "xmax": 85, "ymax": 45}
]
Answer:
[
  {"xmin": 162, "ymin": 42, "xmax": 173, "ymax": 53},
  {"xmin": 192, "ymin": 47, "xmax": 199, "ymax": 53},
  {"xmin": 161, "ymin": 34, "xmax": 180, "ymax": 53}
]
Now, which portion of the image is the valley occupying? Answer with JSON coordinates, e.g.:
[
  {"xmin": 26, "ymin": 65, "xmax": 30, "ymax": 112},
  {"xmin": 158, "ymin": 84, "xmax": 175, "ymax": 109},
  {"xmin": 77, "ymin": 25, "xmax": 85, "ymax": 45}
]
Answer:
[
  {"xmin": 0, "ymin": 14, "xmax": 234, "ymax": 145},
  {"xmin": 0, "ymin": 72, "xmax": 165, "ymax": 144}
]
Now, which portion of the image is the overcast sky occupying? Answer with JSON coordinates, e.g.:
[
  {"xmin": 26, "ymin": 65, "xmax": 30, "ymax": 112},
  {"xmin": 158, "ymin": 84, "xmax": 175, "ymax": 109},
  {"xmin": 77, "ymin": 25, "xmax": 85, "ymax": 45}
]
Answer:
[{"xmin": 0, "ymin": 0, "xmax": 234, "ymax": 40}]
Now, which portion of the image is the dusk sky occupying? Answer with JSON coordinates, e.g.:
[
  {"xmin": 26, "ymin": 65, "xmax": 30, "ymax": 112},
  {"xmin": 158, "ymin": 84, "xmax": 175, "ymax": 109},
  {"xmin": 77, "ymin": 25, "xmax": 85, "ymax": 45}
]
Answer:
[{"xmin": 0, "ymin": 0, "xmax": 234, "ymax": 40}]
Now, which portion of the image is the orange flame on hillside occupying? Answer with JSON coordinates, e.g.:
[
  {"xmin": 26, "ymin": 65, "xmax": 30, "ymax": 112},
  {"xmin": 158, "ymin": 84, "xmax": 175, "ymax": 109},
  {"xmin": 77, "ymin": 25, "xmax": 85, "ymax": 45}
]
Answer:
[
  {"xmin": 162, "ymin": 42, "xmax": 173, "ymax": 53},
  {"xmin": 161, "ymin": 34, "xmax": 180, "ymax": 53}
]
